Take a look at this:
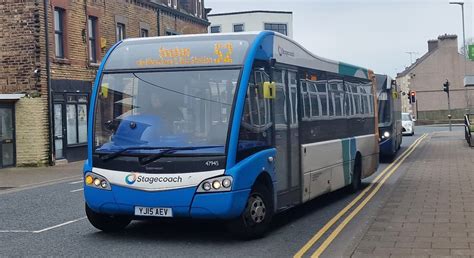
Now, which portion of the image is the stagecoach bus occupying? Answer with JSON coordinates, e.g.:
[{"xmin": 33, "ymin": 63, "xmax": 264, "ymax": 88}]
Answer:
[
  {"xmin": 84, "ymin": 31, "xmax": 379, "ymax": 238},
  {"xmin": 375, "ymin": 74, "xmax": 402, "ymax": 158}
]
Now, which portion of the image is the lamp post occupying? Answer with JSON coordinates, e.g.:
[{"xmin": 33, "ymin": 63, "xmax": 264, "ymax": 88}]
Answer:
[
  {"xmin": 450, "ymin": 1, "xmax": 471, "ymax": 115},
  {"xmin": 450, "ymin": 1, "xmax": 466, "ymax": 59}
]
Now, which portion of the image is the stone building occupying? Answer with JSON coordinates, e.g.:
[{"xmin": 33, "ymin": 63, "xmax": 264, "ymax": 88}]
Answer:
[
  {"xmin": 0, "ymin": 0, "xmax": 208, "ymax": 168},
  {"xmin": 397, "ymin": 34, "xmax": 474, "ymax": 123}
]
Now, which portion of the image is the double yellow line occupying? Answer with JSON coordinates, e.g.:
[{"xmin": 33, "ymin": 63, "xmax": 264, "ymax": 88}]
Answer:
[{"xmin": 294, "ymin": 133, "xmax": 428, "ymax": 258}]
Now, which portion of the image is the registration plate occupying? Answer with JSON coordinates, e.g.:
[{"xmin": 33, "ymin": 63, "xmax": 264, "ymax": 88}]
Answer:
[{"xmin": 134, "ymin": 206, "xmax": 173, "ymax": 217}]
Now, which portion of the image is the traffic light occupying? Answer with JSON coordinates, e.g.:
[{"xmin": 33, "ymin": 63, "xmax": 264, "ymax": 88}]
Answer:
[
  {"xmin": 409, "ymin": 90, "xmax": 416, "ymax": 103},
  {"xmin": 443, "ymin": 80, "xmax": 450, "ymax": 94}
]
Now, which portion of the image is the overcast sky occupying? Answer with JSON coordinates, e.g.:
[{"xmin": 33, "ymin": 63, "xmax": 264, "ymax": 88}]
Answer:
[{"xmin": 206, "ymin": 0, "xmax": 473, "ymax": 77}]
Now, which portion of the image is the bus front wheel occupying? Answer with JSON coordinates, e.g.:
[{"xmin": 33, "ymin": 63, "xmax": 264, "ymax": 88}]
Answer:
[
  {"xmin": 227, "ymin": 183, "xmax": 274, "ymax": 239},
  {"xmin": 85, "ymin": 203, "xmax": 131, "ymax": 232}
]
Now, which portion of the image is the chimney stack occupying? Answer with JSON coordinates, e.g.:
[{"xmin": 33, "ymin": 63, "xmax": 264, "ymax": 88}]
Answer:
[{"xmin": 428, "ymin": 39, "xmax": 438, "ymax": 52}]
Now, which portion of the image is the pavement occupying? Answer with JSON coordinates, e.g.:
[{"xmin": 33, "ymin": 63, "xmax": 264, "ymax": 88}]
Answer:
[
  {"xmin": 0, "ymin": 161, "xmax": 83, "ymax": 191},
  {"xmin": 351, "ymin": 131, "xmax": 474, "ymax": 257}
]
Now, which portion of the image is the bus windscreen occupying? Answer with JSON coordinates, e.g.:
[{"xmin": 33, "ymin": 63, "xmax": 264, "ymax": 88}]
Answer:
[{"xmin": 94, "ymin": 69, "xmax": 240, "ymax": 155}]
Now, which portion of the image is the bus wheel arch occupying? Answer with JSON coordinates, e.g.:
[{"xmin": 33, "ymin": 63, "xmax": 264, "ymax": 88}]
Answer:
[{"xmin": 227, "ymin": 171, "xmax": 274, "ymax": 239}]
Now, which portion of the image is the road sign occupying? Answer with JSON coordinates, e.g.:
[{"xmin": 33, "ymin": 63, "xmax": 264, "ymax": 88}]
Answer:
[{"xmin": 469, "ymin": 45, "xmax": 474, "ymax": 61}]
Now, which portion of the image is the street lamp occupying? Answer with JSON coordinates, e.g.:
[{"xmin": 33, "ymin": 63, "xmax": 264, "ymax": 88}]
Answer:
[
  {"xmin": 450, "ymin": 1, "xmax": 467, "ymax": 59},
  {"xmin": 450, "ymin": 1, "xmax": 472, "ymax": 114}
]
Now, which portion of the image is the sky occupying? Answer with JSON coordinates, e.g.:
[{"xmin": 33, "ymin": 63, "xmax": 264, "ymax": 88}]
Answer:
[{"xmin": 205, "ymin": 0, "xmax": 473, "ymax": 77}]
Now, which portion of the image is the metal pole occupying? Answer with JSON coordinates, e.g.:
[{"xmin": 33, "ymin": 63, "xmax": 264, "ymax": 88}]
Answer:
[
  {"xmin": 448, "ymin": 92, "xmax": 452, "ymax": 131},
  {"xmin": 461, "ymin": 3, "xmax": 466, "ymax": 59}
]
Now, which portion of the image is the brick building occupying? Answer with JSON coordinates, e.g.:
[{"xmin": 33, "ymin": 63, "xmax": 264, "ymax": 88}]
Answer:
[
  {"xmin": 0, "ymin": 0, "xmax": 208, "ymax": 168},
  {"xmin": 397, "ymin": 34, "xmax": 474, "ymax": 123}
]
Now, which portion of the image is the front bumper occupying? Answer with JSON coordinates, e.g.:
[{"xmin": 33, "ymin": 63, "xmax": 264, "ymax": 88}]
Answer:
[
  {"xmin": 84, "ymin": 184, "xmax": 250, "ymax": 220},
  {"xmin": 402, "ymin": 126, "xmax": 413, "ymax": 135}
]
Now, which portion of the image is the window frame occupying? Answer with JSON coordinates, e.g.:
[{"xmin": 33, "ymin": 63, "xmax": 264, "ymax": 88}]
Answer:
[
  {"xmin": 140, "ymin": 28, "xmax": 149, "ymax": 37},
  {"xmin": 210, "ymin": 25, "xmax": 221, "ymax": 33},
  {"xmin": 233, "ymin": 23, "xmax": 245, "ymax": 33},
  {"xmin": 116, "ymin": 22, "xmax": 126, "ymax": 41},
  {"xmin": 65, "ymin": 94, "xmax": 89, "ymax": 146},
  {"xmin": 54, "ymin": 7, "xmax": 65, "ymax": 58},
  {"xmin": 87, "ymin": 16, "xmax": 98, "ymax": 63},
  {"xmin": 264, "ymin": 23, "xmax": 288, "ymax": 36}
]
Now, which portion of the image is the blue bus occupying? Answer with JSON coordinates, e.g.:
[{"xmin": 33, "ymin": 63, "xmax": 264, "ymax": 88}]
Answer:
[
  {"xmin": 84, "ymin": 31, "xmax": 379, "ymax": 238},
  {"xmin": 375, "ymin": 74, "xmax": 402, "ymax": 158}
]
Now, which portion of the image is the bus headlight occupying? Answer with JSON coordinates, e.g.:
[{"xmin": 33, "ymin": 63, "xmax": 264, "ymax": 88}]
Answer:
[
  {"xmin": 84, "ymin": 172, "xmax": 111, "ymax": 191},
  {"xmin": 197, "ymin": 176, "xmax": 233, "ymax": 193},
  {"xmin": 383, "ymin": 131, "xmax": 390, "ymax": 138}
]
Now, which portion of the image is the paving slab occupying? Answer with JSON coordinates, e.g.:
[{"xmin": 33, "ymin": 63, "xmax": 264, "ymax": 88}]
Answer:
[{"xmin": 351, "ymin": 131, "xmax": 474, "ymax": 257}]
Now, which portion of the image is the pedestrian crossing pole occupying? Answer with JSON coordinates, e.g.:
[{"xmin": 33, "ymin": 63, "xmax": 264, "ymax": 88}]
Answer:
[{"xmin": 444, "ymin": 80, "xmax": 452, "ymax": 131}]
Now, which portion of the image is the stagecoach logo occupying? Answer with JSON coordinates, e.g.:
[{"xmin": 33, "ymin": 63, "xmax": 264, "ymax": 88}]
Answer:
[
  {"xmin": 278, "ymin": 46, "xmax": 295, "ymax": 57},
  {"xmin": 125, "ymin": 173, "xmax": 184, "ymax": 185},
  {"xmin": 205, "ymin": 160, "xmax": 220, "ymax": 167},
  {"xmin": 125, "ymin": 173, "xmax": 138, "ymax": 185}
]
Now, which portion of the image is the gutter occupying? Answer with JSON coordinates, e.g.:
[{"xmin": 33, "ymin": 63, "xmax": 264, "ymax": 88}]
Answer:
[{"xmin": 43, "ymin": 0, "xmax": 54, "ymax": 166}]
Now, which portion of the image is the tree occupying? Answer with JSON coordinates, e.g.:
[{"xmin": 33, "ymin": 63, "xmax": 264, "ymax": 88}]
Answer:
[{"xmin": 459, "ymin": 38, "xmax": 474, "ymax": 56}]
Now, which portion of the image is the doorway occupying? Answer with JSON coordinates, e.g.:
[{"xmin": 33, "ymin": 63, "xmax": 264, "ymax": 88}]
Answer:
[
  {"xmin": 0, "ymin": 104, "xmax": 16, "ymax": 168},
  {"xmin": 274, "ymin": 68, "xmax": 301, "ymax": 209}
]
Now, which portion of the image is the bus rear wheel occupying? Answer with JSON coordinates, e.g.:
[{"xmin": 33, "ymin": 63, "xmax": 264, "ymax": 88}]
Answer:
[
  {"xmin": 227, "ymin": 183, "xmax": 273, "ymax": 239},
  {"xmin": 349, "ymin": 157, "xmax": 362, "ymax": 193},
  {"xmin": 85, "ymin": 203, "xmax": 131, "ymax": 232}
]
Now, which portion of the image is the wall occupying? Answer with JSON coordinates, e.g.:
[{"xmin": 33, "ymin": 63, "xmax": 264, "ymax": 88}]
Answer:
[{"xmin": 15, "ymin": 97, "xmax": 50, "ymax": 166}]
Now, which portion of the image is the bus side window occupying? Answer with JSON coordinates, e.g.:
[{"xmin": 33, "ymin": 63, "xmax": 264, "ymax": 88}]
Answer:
[{"xmin": 236, "ymin": 68, "xmax": 274, "ymax": 162}]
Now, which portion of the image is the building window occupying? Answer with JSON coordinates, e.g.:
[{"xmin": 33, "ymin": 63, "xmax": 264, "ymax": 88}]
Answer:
[
  {"xmin": 233, "ymin": 24, "xmax": 244, "ymax": 32},
  {"xmin": 264, "ymin": 23, "xmax": 288, "ymax": 36},
  {"xmin": 54, "ymin": 8, "xmax": 65, "ymax": 58},
  {"xmin": 116, "ymin": 23, "xmax": 125, "ymax": 41},
  {"xmin": 88, "ymin": 16, "xmax": 97, "ymax": 63},
  {"xmin": 141, "ymin": 28, "xmax": 149, "ymax": 37},
  {"xmin": 66, "ymin": 95, "xmax": 88, "ymax": 145},
  {"xmin": 165, "ymin": 30, "xmax": 179, "ymax": 36},
  {"xmin": 210, "ymin": 26, "xmax": 221, "ymax": 33}
]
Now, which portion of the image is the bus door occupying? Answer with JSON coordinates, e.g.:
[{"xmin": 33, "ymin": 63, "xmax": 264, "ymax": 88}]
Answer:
[{"xmin": 274, "ymin": 68, "xmax": 301, "ymax": 209}]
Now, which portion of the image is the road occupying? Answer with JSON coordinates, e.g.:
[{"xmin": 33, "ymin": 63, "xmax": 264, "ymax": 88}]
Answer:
[{"xmin": 0, "ymin": 126, "xmax": 463, "ymax": 257}]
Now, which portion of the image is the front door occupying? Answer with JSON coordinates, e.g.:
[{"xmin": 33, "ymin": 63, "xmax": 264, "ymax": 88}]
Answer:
[
  {"xmin": 0, "ymin": 105, "xmax": 15, "ymax": 167},
  {"xmin": 274, "ymin": 69, "xmax": 301, "ymax": 209},
  {"xmin": 53, "ymin": 103, "xmax": 65, "ymax": 159}
]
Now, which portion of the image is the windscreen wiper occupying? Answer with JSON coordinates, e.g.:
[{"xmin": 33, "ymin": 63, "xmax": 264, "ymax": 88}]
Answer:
[
  {"xmin": 98, "ymin": 145, "xmax": 223, "ymax": 163},
  {"xmin": 138, "ymin": 145, "xmax": 223, "ymax": 166},
  {"xmin": 98, "ymin": 146, "xmax": 172, "ymax": 162}
]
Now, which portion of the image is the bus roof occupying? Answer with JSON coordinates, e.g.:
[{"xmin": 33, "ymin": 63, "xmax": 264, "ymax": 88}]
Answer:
[{"xmin": 103, "ymin": 31, "xmax": 371, "ymax": 79}]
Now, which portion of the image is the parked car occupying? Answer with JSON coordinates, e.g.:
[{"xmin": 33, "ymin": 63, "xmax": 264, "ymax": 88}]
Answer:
[{"xmin": 402, "ymin": 112, "xmax": 415, "ymax": 136}]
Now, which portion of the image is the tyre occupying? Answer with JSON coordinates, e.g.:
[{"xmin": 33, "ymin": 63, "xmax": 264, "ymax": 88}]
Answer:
[
  {"xmin": 469, "ymin": 135, "xmax": 473, "ymax": 147},
  {"xmin": 227, "ymin": 183, "xmax": 274, "ymax": 239},
  {"xmin": 85, "ymin": 203, "xmax": 131, "ymax": 232},
  {"xmin": 349, "ymin": 157, "xmax": 362, "ymax": 192}
]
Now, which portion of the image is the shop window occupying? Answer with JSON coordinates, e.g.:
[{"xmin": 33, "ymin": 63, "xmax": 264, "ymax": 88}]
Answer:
[{"xmin": 66, "ymin": 95, "xmax": 88, "ymax": 145}]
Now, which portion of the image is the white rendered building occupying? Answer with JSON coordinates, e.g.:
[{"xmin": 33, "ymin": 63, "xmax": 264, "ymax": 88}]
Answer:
[{"xmin": 208, "ymin": 10, "xmax": 293, "ymax": 38}]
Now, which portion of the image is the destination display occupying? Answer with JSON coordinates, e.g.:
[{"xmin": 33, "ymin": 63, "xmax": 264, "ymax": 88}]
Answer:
[{"xmin": 104, "ymin": 39, "xmax": 249, "ymax": 70}]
